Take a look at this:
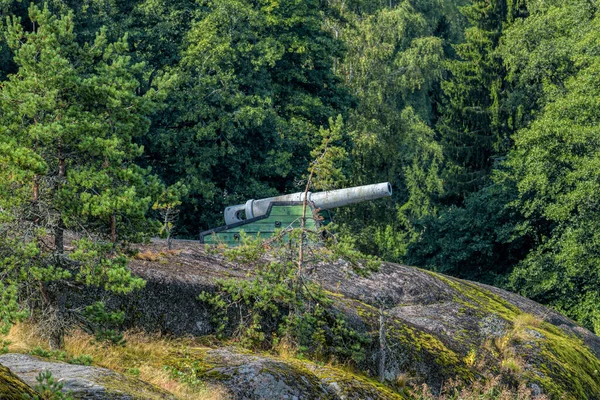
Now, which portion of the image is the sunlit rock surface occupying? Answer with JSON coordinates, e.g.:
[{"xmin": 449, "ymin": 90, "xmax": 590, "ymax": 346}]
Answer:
[
  {"xmin": 121, "ymin": 241, "xmax": 600, "ymax": 399},
  {"xmin": 0, "ymin": 353, "xmax": 175, "ymax": 399}
]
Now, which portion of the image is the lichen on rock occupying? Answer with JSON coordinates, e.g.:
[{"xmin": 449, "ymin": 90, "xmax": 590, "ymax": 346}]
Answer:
[
  {"xmin": 67, "ymin": 241, "xmax": 600, "ymax": 398},
  {"xmin": 0, "ymin": 364, "xmax": 37, "ymax": 399},
  {"xmin": 191, "ymin": 347, "xmax": 405, "ymax": 400},
  {"xmin": 0, "ymin": 353, "xmax": 175, "ymax": 399}
]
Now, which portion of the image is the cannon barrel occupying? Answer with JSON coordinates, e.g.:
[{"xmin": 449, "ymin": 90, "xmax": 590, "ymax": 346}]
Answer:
[{"xmin": 224, "ymin": 182, "xmax": 392, "ymax": 225}]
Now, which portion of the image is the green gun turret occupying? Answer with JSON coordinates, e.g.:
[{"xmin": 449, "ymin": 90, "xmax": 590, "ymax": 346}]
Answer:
[{"xmin": 200, "ymin": 182, "xmax": 392, "ymax": 245}]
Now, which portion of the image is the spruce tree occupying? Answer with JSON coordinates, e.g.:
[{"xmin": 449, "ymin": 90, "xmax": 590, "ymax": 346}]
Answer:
[{"xmin": 437, "ymin": 0, "xmax": 510, "ymax": 203}]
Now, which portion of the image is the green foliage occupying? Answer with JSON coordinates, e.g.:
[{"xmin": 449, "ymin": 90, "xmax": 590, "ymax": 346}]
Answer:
[
  {"xmin": 164, "ymin": 362, "xmax": 207, "ymax": 391},
  {"xmin": 1, "ymin": 4, "xmax": 161, "ymax": 240},
  {"xmin": 0, "ymin": 339, "xmax": 10, "ymax": 354},
  {"xmin": 405, "ymin": 184, "xmax": 531, "ymax": 283},
  {"xmin": 29, "ymin": 346, "xmax": 94, "ymax": 366},
  {"xmin": 398, "ymin": 0, "xmax": 600, "ymax": 336},
  {"xmin": 202, "ymin": 131, "xmax": 377, "ymax": 360},
  {"xmin": 331, "ymin": 1, "xmax": 452, "ymax": 258},
  {"xmin": 0, "ymin": 0, "xmax": 598, "ymax": 359},
  {"xmin": 23, "ymin": 370, "xmax": 74, "ymax": 400},
  {"xmin": 82, "ymin": 302, "xmax": 127, "ymax": 345},
  {"xmin": 498, "ymin": 0, "xmax": 598, "ymax": 131},
  {"xmin": 0, "ymin": 4, "xmax": 154, "ymax": 346},
  {"xmin": 200, "ymin": 235, "xmax": 372, "ymax": 363},
  {"xmin": 153, "ymin": 182, "xmax": 189, "ymax": 248},
  {"xmin": 500, "ymin": 15, "xmax": 600, "ymax": 332},
  {"xmin": 308, "ymin": 115, "xmax": 348, "ymax": 191},
  {"xmin": 142, "ymin": 0, "xmax": 354, "ymax": 232},
  {"xmin": 0, "ymin": 281, "xmax": 28, "ymax": 335},
  {"xmin": 436, "ymin": 0, "xmax": 509, "ymax": 202}
]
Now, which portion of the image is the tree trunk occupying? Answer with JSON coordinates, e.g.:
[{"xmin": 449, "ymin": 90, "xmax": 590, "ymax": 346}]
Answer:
[
  {"xmin": 379, "ymin": 305, "xmax": 386, "ymax": 383},
  {"xmin": 48, "ymin": 310, "xmax": 65, "ymax": 350},
  {"xmin": 55, "ymin": 221, "xmax": 64, "ymax": 254},
  {"xmin": 33, "ymin": 175, "xmax": 39, "ymax": 202},
  {"xmin": 40, "ymin": 282, "xmax": 65, "ymax": 350},
  {"xmin": 55, "ymin": 152, "xmax": 65, "ymax": 254},
  {"xmin": 110, "ymin": 213, "xmax": 117, "ymax": 244},
  {"xmin": 164, "ymin": 209, "xmax": 172, "ymax": 250}
]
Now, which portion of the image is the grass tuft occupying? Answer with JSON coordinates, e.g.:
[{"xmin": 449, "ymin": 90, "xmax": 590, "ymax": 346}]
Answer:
[{"xmin": 5, "ymin": 323, "xmax": 229, "ymax": 400}]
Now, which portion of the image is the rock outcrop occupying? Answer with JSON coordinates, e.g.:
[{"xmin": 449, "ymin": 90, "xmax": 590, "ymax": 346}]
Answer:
[
  {"xmin": 119, "ymin": 241, "xmax": 600, "ymax": 399},
  {"xmin": 4, "ymin": 240, "xmax": 599, "ymax": 399},
  {"xmin": 193, "ymin": 347, "xmax": 402, "ymax": 399},
  {"xmin": 0, "ymin": 363, "xmax": 37, "ymax": 399},
  {"xmin": 0, "ymin": 353, "xmax": 175, "ymax": 399}
]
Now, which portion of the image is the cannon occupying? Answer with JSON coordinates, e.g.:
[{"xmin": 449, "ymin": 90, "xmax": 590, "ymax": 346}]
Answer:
[{"xmin": 200, "ymin": 182, "xmax": 392, "ymax": 245}]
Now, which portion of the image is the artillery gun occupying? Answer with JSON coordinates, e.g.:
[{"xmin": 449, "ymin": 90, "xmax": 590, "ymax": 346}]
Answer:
[{"xmin": 200, "ymin": 182, "xmax": 392, "ymax": 245}]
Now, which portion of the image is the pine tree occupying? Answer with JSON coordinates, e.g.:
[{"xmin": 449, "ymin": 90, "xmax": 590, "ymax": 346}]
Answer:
[{"xmin": 0, "ymin": 4, "xmax": 158, "ymax": 346}]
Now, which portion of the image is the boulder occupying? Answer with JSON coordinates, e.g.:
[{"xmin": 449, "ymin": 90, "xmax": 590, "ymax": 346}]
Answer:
[
  {"xmin": 197, "ymin": 347, "xmax": 402, "ymax": 400},
  {"xmin": 0, "ymin": 353, "xmax": 175, "ymax": 400},
  {"xmin": 0, "ymin": 363, "xmax": 37, "ymax": 399}
]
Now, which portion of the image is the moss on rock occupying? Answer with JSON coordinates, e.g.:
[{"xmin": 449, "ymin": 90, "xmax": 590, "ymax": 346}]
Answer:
[
  {"xmin": 96, "ymin": 372, "xmax": 176, "ymax": 400},
  {"xmin": 164, "ymin": 347, "xmax": 406, "ymax": 399},
  {"xmin": 528, "ymin": 322, "xmax": 600, "ymax": 399},
  {"xmin": 0, "ymin": 364, "xmax": 37, "ymax": 399},
  {"xmin": 75, "ymin": 242, "xmax": 600, "ymax": 398},
  {"xmin": 0, "ymin": 354, "xmax": 175, "ymax": 400},
  {"xmin": 420, "ymin": 272, "xmax": 600, "ymax": 398}
]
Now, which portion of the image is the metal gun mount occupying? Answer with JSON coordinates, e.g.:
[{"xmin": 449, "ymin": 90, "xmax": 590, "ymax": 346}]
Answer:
[
  {"xmin": 200, "ymin": 182, "xmax": 392, "ymax": 245},
  {"xmin": 224, "ymin": 182, "xmax": 392, "ymax": 225}
]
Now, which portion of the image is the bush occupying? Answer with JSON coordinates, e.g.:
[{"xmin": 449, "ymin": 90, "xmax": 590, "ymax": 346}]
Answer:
[{"xmin": 200, "ymin": 231, "xmax": 374, "ymax": 364}]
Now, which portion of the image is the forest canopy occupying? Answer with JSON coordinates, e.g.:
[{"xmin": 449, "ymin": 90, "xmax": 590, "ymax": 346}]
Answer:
[{"xmin": 0, "ymin": 0, "xmax": 599, "ymax": 336}]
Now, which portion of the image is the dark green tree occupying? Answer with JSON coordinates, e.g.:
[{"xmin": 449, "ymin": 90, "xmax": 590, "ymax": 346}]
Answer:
[
  {"xmin": 405, "ymin": 183, "xmax": 531, "ymax": 283},
  {"xmin": 0, "ymin": 4, "xmax": 159, "ymax": 346},
  {"xmin": 141, "ymin": 0, "xmax": 354, "ymax": 234},
  {"xmin": 437, "ymin": 0, "xmax": 521, "ymax": 203}
]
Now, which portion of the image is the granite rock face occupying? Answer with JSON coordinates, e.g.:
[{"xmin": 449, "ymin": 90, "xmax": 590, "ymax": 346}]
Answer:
[
  {"xmin": 43, "ymin": 240, "xmax": 600, "ymax": 399},
  {"xmin": 199, "ymin": 348, "xmax": 401, "ymax": 400},
  {"xmin": 0, "ymin": 363, "xmax": 37, "ymax": 399},
  {"xmin": 0, "ymin": 353, "xmax": 176, "ymax": 400},
  {"xmin": 117, "ymin": 241, "xmax": 600, "ymax": 399}
]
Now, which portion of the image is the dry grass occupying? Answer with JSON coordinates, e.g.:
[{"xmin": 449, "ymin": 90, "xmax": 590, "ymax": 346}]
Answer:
[
  {"xmin": 513, "ymin": 313, "xmax": 543, "ymax": 330},
  {"xmin": 4, "ymin": 323, "xmax": 46, "ymax": 352},
  {"xmin": 501, "ymin": 356, "xmax": 523, "ymax": 374},
  {"xmin": 414, "ymin": 375, "xmax": 549, "ymax": 400},
  {"xmin": 511, "ymin": 313, "xmax": 543, "ymax": 342},
  {"xmin": 134, "ymin": 249, "xmax": 180, "ymax": 261},
  {"xmin": 479, "ymin": 331, "xmax": 524, "ymax": 376},
  {"xmin": 272, "ymin": 336, "xmax": 298, "ymax": 361},
  {"xmin": 492, "ymin": 335, "xmax": 510, "ymax": 355},
  {"xmin": 5, "ymin": 323, "xmax": 229, "ymax": 400},
  {"xmin": 395, "ymin": 372, "xmax": 412, "ymax": 388}
]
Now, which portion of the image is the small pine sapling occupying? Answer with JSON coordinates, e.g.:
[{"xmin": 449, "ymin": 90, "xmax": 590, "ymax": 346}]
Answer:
[
  {"xmin": 153, "ymin": 182, "xmax": 188, "ymax": 250},
  {"xmin": 200, "ymin": 116, "xmax": 379, "ymax": 364}
]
